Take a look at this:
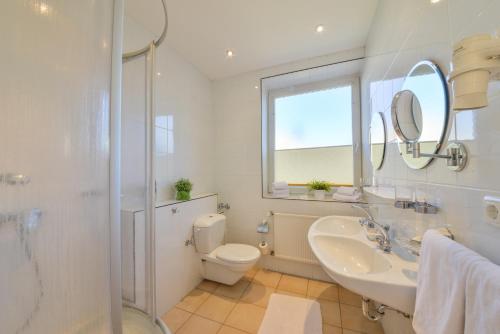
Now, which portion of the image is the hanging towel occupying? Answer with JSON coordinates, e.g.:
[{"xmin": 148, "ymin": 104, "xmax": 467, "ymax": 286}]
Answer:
[
  {"xmin": 336, "ymin": 186, "xmax": 356, "ymax": 196},
  {"xmin": 412, "ymin": 230, "xmax": 483, "ymax": 334},
  {"xmin": 464, "ymin": 256, "xmax": 500, "ymax": 334}
]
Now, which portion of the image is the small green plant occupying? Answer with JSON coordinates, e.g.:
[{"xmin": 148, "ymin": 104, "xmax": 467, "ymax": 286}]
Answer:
[
  {"xmin": 174, "ymin": 178, "xmax": 193, "ymax": 201},
  {"xmin": 307, "ymin": 180, "xmax": 332, "ymax": 192}
]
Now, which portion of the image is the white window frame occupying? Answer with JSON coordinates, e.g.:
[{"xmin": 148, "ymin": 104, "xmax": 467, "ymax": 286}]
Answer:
[{"xmin": 262, "ymin": 75, "xmax": 362, "ymax": 197}]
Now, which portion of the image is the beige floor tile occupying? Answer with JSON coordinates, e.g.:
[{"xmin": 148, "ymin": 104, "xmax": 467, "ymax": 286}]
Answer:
[
  {"xmin": 217, "ymin": 325, "xmax": 248, "ymax": 334},
  {"xmin": 195, "ymin": 294, "xmax": 237, "ymax": 323},
  {"xmin": 277, "ymin": 274, "xmax": 308, "ymax": 295},
  {"xmin": 214, "ymin": 278, "xmax": 251, "ymax": 299},
  {"xmin": 176, "ymin": 289, "xmax": 211, "ymax": 313},
  {"xmin": 340, "ymin": 304, "xmax": 384, "ymax": 334},
  {"xmin": 244, "ymin": 266, "xmax": 259, "ymax": 280},
  {"xmin": 275, "ymin": 289, "xmax": 305, "ymax": 298},
  {"xmin": 318, "ymin": 299, "xmax": 342, "ymax": 327},
  {"xmin": 308, "ymin": 280, "xmax": 339, "ymax": 302},
  {"xmin": 253, "ymin": 269, "xmax": 282, "ymax": 288},
  {"xmin": 339, "ymin": 286, "xmax": 362, "ymax": 307},
  {"xmin": 240, "ymin": 283, "xmax": 275, "ymax": 308},
  {"xmin": 323, "ymin": 324, "xmax": 343, "ymax": 334},
  {"xmin": 197, "ymin": 279, "xmax": 220, "ymax": 293},
  {"xmin": 342, "ymin": 330, "xmax": 362, "ymax": 334},
  {"xmin": 225, "ymin": 303, "xmax": 266, "ymax": 334},
  {"xmin": 176, "ymin": 314, "xmax": 221, "ymax": 334},
  {"xmin": 160, "ymin": 307, "xmax": 191, "ymax": 333}
]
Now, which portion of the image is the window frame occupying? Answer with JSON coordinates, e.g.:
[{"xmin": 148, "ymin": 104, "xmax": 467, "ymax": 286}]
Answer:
[{"xmin": 263, "ymin": 75, "xmax": 362, "ymax": 196}]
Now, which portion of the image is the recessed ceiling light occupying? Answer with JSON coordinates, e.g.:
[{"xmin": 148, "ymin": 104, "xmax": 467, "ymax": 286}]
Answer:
[
  {"xmin": 226, "ymin": 49, "xmax": 234, "ymax": 58},
  {"xmin": 430, "ymin": 0, "xmax": 441, "ymax": 3},
  {"xmin": 254, "ymin": 85, "xmax": 259, "ymax": 89},
  {"xmin": 315, "ymin": 25, "xmax": 325, "ymax": 33},
  {"xmin": 157, "ymin": 72, "xmax": 161, "ymax": 76}
]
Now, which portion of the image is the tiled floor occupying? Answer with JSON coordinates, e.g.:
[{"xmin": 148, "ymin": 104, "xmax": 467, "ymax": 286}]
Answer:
[{"xmin": 161, "ymin": 268, "xmax": 384, "ymax": 334}]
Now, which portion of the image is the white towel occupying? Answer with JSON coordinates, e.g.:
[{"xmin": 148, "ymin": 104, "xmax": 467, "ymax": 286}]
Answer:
[
  {"xmin": 413, "ymin": 230, "xmax": 483, "ymax": 334},
  {"xmin": 272, "ymin": 181, "xmax": 289, "ymax": 190},
  {"xmin": 258, "ymin": 294, "xmax": 322, "ymax": 334},
  {"xmin": 336, "ymin": 186, "xmax": 356, "ymax": 196},
  {"xmin": 272, "ymin": 189, "xmax": 289, "ymax": 198},
  {"xmin": 332, "ymin": 192, "xmax": 361, "ymax": 202},
  {"xmin": 464, "ymin": 256, "xmax": 500, "ymax": 334}
]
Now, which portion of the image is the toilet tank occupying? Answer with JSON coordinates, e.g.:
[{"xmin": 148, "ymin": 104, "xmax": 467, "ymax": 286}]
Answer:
[{"xmin": 193, "ymin": 214, "xmax": 226, "ymax": 254}]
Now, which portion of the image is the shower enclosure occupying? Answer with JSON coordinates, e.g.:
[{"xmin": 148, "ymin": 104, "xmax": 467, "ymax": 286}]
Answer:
[
  {"xmin": 0, "ymin": 1, "xmax": 114, "ymax": 333},
  {"xmin": 119, "ymin": 0, "xmax": 169, "ymax": 333}
]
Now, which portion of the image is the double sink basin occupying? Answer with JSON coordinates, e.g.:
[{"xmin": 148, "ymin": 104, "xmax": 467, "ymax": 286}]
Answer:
[{"xmin": 308, "ymin": 215, "xmax": 418, "ymax": 314}]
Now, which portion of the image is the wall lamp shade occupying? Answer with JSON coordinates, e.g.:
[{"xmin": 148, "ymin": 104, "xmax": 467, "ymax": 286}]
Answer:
[{"xmin": 449, "ymin": 34, "xmax": 500, "ymax": 111}]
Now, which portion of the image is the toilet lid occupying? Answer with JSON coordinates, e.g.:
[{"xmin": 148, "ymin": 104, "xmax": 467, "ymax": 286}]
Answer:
[{"xmin": 216, "ymin": 244, "xmax": 260, "ymax": 263}]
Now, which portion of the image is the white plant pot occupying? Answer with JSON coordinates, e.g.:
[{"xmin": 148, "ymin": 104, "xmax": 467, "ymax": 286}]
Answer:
[{"xmin": 313, "ymin": 190, "xmax": 326, "ymax": 200}]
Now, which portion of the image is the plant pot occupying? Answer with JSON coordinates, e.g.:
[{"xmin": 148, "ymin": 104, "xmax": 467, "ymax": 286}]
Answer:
[
  {"xmin": 313, "ymin": 190, "xmax": 326, "ymax": 200},
  {"xmin": 176, "ymin": 191, "xmax": 191, "ymax": 201}
]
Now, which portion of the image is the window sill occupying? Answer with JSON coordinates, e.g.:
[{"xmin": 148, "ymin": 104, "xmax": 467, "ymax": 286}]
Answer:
[{"xmin": 262, "ymin": 192, "xmax": 367, "ymax": 204}]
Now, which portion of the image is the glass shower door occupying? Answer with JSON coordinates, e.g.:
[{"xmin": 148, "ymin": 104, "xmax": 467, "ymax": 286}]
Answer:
[{"xmin": 0, "ymin": 1, "xmax": 114, "ymax": 333}]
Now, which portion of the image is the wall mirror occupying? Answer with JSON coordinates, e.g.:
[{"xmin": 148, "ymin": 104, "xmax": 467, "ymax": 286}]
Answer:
[
  {"xmin": 370, "ymin": 112, "xmax": 386, "ymax": 170},
  {"xmin": 391, "ymin": 60, "xmax": 449, "ymax": 169}
]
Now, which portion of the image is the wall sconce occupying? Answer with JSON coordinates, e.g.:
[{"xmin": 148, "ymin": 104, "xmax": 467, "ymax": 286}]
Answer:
[{"xmin": 449, "ymin": 34, "xmax": 500, "ymax": 111}]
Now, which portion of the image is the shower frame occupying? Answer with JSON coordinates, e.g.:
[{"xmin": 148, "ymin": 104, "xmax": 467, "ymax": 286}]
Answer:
[{"xmin": 110, "ymin": 0, "xmax": 169, "ymax": 332}]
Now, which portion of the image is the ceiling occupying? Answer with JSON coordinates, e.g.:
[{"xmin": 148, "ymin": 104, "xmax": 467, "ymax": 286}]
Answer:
[{"xmin": 125, "ymin": 0, "xmax": 379, "ymax": 80}]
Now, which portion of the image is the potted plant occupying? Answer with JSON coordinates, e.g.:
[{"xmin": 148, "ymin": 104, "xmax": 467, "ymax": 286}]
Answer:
[
  {"xmin": 174, "ymin": 178, "xmax": 193, "ymax": 201},
  {"xmin": 307, "ymin": 180, "xmax": 331, "ymax": 200}
]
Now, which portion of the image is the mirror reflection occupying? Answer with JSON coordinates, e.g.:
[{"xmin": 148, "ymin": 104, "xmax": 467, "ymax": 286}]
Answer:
[
  {"xmin": 370, "ymin": 112, "xmax": 386, "ymax": 170},
  {"xmin": 392, "ymin": 60, "xmax": 449, "ymax": 169}
]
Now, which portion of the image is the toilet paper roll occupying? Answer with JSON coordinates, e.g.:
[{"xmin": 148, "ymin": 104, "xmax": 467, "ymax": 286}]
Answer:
[{"xmin": 258, "ymin": 241, "xmax": 270, "ymax": 255}]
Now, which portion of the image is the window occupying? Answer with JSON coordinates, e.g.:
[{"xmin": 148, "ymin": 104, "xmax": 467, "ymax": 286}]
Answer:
[{"xmin": 261, "ymin": 67, "xmax": 361, "ymax": 196}]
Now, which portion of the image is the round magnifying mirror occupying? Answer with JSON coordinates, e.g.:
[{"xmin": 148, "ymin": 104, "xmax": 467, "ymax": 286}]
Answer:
[
  {"xmin": 392, "ymin": 90, "xmax": 423, "ymax": 143},
  {"xmin": 391, "ymin": 60, "xmax": 449, "ymax": 169},
  {"xmin": 370, "ymin": 112, "xmax": 386, "ymax": 170}
]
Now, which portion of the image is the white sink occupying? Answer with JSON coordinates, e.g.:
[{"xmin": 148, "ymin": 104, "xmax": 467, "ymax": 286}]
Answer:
[
  {"xmin": 313, "ymin": 216, "xmax": 362, "ymax": 236},
  {"xmin": 308, "ymin": 215, "xmax": 418, "ymax": 314},
  {"xmin": 312, "ymin": 235, "xmax": 391, "ymax": 274}
]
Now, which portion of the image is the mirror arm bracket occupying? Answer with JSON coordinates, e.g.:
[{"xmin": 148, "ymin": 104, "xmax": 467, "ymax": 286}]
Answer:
[{"xmin": 406, "ymin": 142, "xmax": 467, "ymax": 171}]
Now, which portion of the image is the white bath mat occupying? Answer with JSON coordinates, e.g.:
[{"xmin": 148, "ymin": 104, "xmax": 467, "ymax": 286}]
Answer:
[{"xmin": 258, "ymin": 293, "xmax": 322, "ymax": 334}]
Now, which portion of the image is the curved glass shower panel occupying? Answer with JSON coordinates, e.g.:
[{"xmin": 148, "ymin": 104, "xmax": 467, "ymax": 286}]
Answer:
[{"xmin": 0, "ymin": 1, "xmax": 114, "ymax": 333}]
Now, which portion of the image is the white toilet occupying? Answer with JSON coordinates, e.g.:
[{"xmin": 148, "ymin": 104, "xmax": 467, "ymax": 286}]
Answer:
[{"xmin": 193, "ymin": 213, "xmax": 261, "ymax": 285}]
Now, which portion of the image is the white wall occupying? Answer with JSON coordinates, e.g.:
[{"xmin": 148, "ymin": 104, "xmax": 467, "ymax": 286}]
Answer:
[
  {"xmin": 362, "ymin": 1, "xmax": 500, "ymax": 332},
  {"xmin": 122, "ymin": 17, "xmax": 216, "ymax": 203},
  {"xmin": 212, "ymin": 48, "xmax": 365, "ymax": 279},
  {"xmin": 0, "ymin": 1, "xmax": 114, "ymax": 333},
  {"xmin": 155, "ymin": 195, "xmax": 217, "ymax": 316}
]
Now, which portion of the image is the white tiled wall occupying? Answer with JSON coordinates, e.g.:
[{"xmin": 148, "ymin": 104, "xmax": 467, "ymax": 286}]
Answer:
[
  {"xmin": 362, "ymin": 0, "xmax": 500, "ymax": 264},
  {"xmin": 122, "ymin": 17, "xmax": 216, "ymax": 203},
  {"xmin": 363, "ymin": 2, "xmax": 500, "ymax": 331}
]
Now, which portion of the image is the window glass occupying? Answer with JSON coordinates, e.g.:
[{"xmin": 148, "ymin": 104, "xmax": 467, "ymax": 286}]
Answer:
[{"xmin": 273, "ymin": 85, "xmax": 354, "ymax": 185}]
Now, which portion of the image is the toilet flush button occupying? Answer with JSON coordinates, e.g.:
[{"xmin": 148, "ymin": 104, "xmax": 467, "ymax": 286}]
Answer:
[{"xmin": 484, "ymin": 196, "xmax": 500, "ymax": 227}]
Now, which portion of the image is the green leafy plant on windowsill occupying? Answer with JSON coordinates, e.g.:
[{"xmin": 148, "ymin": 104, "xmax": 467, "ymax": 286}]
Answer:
[
  {"xmin": 307, "ymin": 180, "xmax": 331, "ymax": 200},
  {"xmin": 174, "ymin": 178, "xmax": 193, "ymax": 201}
]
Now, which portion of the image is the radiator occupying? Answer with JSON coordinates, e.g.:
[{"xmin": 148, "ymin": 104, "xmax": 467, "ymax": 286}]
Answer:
[{"xmin": 273, "ymin": 213, "xmax": 320, "ymax": 264}]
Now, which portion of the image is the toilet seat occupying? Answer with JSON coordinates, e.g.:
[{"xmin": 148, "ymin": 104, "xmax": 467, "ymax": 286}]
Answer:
[{"xmin": 215, "ymin": 243, "xmax": 261, "ymax": 264}]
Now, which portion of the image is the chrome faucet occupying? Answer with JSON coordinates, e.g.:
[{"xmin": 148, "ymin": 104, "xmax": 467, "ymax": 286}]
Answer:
[{"xmin": 352, "ymin": 204, "xmax": 392, "ymax": 253}]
